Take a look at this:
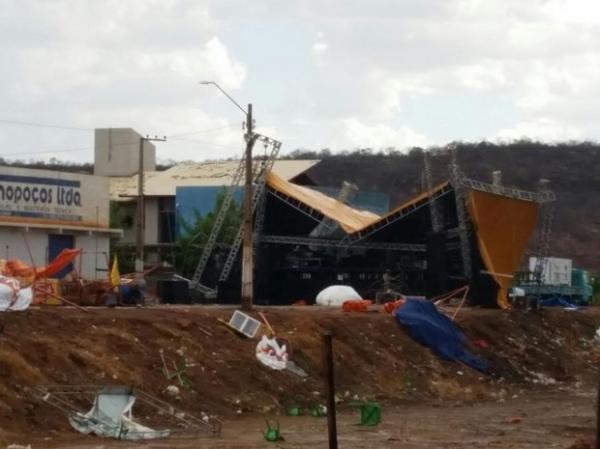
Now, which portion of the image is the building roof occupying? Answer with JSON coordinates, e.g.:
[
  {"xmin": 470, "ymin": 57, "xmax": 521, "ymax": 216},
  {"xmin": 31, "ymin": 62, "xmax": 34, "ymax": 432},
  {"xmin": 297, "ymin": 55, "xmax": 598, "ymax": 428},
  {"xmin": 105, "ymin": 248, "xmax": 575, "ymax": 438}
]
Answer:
[
  {"xmin": 266, "ymin": 171, "xmax": 381, "ymax": 233},
  {"xmin": 110, "ymin": 159, "xmax": 319, "ymax": 200}
]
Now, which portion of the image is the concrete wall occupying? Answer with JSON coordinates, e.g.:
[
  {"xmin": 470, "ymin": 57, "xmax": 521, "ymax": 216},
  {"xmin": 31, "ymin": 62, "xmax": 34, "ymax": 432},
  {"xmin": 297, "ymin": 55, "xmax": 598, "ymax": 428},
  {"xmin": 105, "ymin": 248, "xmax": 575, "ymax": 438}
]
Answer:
[
  {"xmin": 0, "ymin": 166, "xmax": 111, "ymax": 228},
  {"xmin": 1, "ymin": 228, "xmax": 47, "ymax": 267},
  {"xmin": 75, "ymin": 234, "xmax": 111, "ymax": 279},
  {"xmin": 144, "ymin": 197, "xmax": 159, "ymax": 245},
  {"xmin": 94, "ymin": 128, "xmax": 156, "ymax": 177},
  {"xmin": 0, "ymin": 228, "xmax": 110, "ymax": 280}
]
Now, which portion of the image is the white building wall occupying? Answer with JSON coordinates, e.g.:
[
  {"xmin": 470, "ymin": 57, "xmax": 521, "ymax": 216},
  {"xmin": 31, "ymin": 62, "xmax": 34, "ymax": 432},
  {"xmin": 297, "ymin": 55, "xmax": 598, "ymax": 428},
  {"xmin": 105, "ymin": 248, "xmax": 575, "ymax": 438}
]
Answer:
[
  {"xmin": 529, "ymin": 257, "xmax": 573, "ymax": 286},
  {"xmin": 75, "ymin": 234, "xmax": 111, "ymax": 279},
  {"xmin": 1, "ymin": 228, "xmax": 48, "ymax": 267},
  {"xmin": 0, "ymin": 166, "xmax": 111, "ymax": 228},
  {"xmin": 0, "ymin": 228, "xmax": 110, "ymax": 280},
  {"xmin": 94, "ymin": 128, "xmax": 156, "ymax": 177}
]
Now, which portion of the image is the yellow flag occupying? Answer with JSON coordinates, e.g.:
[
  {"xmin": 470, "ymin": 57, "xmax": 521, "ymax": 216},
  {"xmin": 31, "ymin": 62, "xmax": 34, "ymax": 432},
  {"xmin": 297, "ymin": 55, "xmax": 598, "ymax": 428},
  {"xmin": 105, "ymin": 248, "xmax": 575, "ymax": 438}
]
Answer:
[{"xmin": 110, "ymin": 255, "xmax": 120, "ymax": 287}]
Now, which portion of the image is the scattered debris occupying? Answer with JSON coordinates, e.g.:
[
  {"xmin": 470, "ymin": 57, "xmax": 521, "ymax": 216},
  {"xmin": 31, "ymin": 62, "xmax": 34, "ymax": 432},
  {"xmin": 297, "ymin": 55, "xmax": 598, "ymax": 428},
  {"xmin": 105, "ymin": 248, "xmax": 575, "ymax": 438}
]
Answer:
[
  {"xmin": 159, "ymin": 350, "xmax": 192, "ymax": 389},
  {"xmin": 263, "ymin": 420, "xmax": 284, "ymax": 442},
  {"xmin": 0, "ymin": 276, "xmax": 32, "ymax": 312},
  {"xmin": 506, "ymin": 416, "xmax": 523, "ymax": 424},
  {"xmin": 309, "ymin": 404, "xmax": 327, "ymax": 417},
  {"xmin": 286, "ymin": 361, "xmax": 308, "ymax": 378},
  {"xmin": 256, "ymin": 335, "xmax": 288, "ymax": 370},
  {"xmin": 258, "ymin": 311, "xmax": 275, "ymax": 335},
  {"xmin": 472, "ymin": 339, "xmax": 489, "ymax": 349},
  {"xmin": 287, "ymin": 405, "xmax": 301, "ymax": 416},
  {"xmin": 166, "ymin": 385, "xmax": 180, "ymax": 397},
  {"xmin": 220, "ymin": 310, "xmax": 261, "ymax": 338},
  {"xmin": 35, "ymin": 384, "xmax": 221, "ymax": 439},
  {"xmin": 540, "ymin": 297, "xmax": 579, "ymax": 309},
  {"xmin": 69, "ymin": 386, "xmax": 171, "ymax": 440},
  {"xmin": 342, "ymin": 299, "xmax": 372, "ymax": 312},
  {"xmin": 351, "ymin": 401, "xmax": 382, "ymax": 426},
  {"xmin": 383, "ymin": 299, "xmax": 405, "ymax": 314},
  {"xmin": 594, "ymin": 328, "xmax": 600, "ymax": 344}
]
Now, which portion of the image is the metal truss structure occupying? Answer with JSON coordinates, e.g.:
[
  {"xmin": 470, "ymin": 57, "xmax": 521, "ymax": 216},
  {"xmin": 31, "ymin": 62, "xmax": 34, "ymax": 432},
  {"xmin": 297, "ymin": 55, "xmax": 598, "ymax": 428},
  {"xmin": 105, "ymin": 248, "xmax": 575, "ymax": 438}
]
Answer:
[
  {"xmin": 260, "ymin": 234, "xmax": 427, "ymax": 252},
  {"xmin": 190, "ymin": 135, "xmax": 281, "ymax": 296},
  {"xmin": 460, "ymin": 178, "xmax": 556, "ymax": 203}
]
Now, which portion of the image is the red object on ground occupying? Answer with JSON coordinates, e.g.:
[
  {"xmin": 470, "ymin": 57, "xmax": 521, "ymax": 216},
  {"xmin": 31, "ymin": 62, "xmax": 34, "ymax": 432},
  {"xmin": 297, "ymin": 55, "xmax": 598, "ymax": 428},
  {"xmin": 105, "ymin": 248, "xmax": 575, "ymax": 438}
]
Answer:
[
  {"xmin": 383, "ymin": 299, "xmax": 406, "ymax": 314},
  {"xmin": 342, "ymin": 300, "xmax": 372, "ymax": 312},
  {"xmin": 472, "ymin": 339, "xmax": 489, "ymax": 349},
  {"xmin": 293, "ymin": 299, "xmax": 307, "ymax": 306}
]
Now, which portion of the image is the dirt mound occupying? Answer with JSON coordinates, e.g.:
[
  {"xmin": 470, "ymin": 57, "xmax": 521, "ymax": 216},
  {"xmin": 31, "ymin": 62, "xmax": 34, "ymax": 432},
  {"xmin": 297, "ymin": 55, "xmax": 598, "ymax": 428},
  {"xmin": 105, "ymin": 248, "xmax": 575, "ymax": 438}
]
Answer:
[{"xmin": 0, "ymin": 305, "xmax": 599, "ymax": 445}]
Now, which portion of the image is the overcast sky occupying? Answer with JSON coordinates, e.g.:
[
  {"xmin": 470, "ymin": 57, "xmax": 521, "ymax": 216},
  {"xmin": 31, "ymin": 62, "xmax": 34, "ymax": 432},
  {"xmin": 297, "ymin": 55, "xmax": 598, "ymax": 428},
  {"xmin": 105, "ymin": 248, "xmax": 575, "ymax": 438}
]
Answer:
[{"xmin": 1, "ymin": 0, "xmax": 600, "ymax": 163}]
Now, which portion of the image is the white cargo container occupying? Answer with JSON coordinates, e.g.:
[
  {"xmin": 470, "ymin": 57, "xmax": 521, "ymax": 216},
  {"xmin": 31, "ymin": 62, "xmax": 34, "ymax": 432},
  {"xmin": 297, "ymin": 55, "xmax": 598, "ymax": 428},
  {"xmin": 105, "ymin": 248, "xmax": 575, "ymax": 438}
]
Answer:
[{"xmin": 528, "ymin": 257, "xmax": 572, "ymax": 286}]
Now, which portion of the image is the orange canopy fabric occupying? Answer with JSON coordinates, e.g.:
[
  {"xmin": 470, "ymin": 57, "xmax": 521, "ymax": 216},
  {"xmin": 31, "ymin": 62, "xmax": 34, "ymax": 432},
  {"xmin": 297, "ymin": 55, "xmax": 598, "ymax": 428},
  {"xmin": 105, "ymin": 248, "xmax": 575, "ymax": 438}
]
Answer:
[
  {"xmin": 377, "ymin": 182, "xmax": 450, "ymax": 222},
  {"xmin": 0, "ymin": 248, "xmax": 81, "ymax": 279},
  {"xmin": 36, "ymin": 248, "xmax": 81, "ymax": 279},
  {"xmin": 266, "ymin": 171, "xmax": 381, "ymax": 233},
  {"xmin": 467, "ymin": 190, "xmax": 539, "ymax": 309}
]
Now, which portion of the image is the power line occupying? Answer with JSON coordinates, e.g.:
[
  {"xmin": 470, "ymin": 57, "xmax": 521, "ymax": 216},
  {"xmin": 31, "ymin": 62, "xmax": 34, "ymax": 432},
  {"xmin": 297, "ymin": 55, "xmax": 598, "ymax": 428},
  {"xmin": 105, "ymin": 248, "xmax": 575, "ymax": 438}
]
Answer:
[
  {"xmin": 167, "ymin": 123, "xmax": 239, "ymax": 138},
  {"xmin": 0, "ymin": 147, "xmax": 93, "ymax": 157},
  {"xmin": 166, "ymin": 137, "xmax": 242, "ymax": 151},
  {"xmin": 0, "ymin": 136, "xmax": 243, "ymax": 158},
  {"xmin": 0, "ymin": 119, "xmax": 239, "ymax": 137},
  {"xmin": 0, "ymin": 119, "xmax": 92, "ymax": 131},
  {"xmin": 0, "ymin": 122, "xmax": 243, "ymax": 157}
]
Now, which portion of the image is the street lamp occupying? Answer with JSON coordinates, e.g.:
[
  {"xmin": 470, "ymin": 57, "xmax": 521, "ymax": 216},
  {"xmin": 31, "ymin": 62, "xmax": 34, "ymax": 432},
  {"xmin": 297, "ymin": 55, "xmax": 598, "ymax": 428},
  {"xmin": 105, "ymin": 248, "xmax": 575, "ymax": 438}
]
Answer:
[{"xmin": 200, "ymin": 81, "xmax": 256, "ymax": 311}]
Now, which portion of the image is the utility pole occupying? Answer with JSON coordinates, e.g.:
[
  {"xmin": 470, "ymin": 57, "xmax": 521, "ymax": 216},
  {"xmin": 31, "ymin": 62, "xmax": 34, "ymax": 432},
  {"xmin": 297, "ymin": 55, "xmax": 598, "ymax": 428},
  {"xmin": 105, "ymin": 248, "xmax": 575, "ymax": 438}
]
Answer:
[
  {"xmin": 241, "ymin": 104, "xmax": 257, "ymax": 311},
  {"xmin": 199, "ymin": 81, "xmax": 258, "ymax": 310},
  {"xmin": 135, "ymin": 135, "xmax": 166, "ymax": 273}
]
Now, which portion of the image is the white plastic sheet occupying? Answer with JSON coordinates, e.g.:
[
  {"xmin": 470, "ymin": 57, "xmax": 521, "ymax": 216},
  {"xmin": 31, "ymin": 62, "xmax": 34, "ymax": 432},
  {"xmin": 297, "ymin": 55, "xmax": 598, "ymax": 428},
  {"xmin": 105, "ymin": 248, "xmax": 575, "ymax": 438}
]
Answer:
[
  {"xmin": 69, "ymin": 388, "xmax": 169, "ymax": 440},
  {"xmin": 316, "ymin": 285, "xmax": 362, "ymax": 306},
  {"xmin": 0, "ymin": 276, "xmax": 32, "ymax": 312},
  {"xmin": 256, "ymin": 335, "xmax": 288, "ymax": 370}
]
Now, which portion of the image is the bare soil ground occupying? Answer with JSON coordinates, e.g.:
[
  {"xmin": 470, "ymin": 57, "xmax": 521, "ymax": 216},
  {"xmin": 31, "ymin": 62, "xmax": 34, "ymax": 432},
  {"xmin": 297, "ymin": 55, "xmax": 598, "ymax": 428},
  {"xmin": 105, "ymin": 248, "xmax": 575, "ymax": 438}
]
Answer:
[
  {"xmin": 39, "ymin": 389, "xmax": 597, "ymax": 449},
  {"xmin": 0, "ymin": 305, "xmax": 599, "ymax": 448}
]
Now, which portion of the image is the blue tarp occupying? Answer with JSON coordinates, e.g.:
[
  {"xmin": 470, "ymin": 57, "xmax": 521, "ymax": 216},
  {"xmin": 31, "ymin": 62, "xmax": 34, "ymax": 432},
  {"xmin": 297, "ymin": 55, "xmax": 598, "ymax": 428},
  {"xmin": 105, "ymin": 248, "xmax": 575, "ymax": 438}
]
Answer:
[
  {"xmin": 540, "ymin": 297, "xmax": 579, "ymax": 309},
  {"xmin": 394, "ymin": 299, "xmax": 488, "ymax": 373}
]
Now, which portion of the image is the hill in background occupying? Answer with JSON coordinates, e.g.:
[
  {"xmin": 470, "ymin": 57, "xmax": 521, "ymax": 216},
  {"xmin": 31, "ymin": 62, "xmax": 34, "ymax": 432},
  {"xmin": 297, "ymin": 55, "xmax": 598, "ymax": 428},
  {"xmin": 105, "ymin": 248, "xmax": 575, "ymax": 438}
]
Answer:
[
  {"xmin": 295, "ymin": 141, "xmax": 600, "ymax": 271},
  {"xmin": 4, "ymin": 140, "xmax": 598, "ymax": 270}
]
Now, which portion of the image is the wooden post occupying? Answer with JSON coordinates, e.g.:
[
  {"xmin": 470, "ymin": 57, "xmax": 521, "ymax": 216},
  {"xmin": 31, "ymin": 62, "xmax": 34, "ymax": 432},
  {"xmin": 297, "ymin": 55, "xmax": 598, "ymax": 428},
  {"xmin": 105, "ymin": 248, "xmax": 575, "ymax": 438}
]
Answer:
[
  {"xmin": 322, "ymin": 330, "xmax": 338, "ymax": 449},
  {"xmin": 596, "ymin": 368, "xmax": 600, "ymax": 449}
]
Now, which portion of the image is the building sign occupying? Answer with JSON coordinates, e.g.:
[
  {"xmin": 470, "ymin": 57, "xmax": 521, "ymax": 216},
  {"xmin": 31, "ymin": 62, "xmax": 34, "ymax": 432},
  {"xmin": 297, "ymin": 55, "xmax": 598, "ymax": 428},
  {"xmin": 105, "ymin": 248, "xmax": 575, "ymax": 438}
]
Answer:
[{"xmin": 0, "ymin": 174, "xmax": 83, "ymax": 222}]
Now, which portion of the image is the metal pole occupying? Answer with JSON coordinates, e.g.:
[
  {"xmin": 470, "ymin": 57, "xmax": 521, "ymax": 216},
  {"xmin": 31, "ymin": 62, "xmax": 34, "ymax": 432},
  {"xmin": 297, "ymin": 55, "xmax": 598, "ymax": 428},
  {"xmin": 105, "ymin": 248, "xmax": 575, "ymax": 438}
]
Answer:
[
  {"xmin": 322, "ymin": 331, "xmax": 338, "ymax": 449},
  {"xmin": 135, "ymin": 137, "xmax": 145, "ymax": 273},
  {"xmin": 596, "ymin": 368, "xmax": 600, "ymax": 449},
  {"xmin": 241, "ymin": 103, "xmax": 254, "ymax": 311}
]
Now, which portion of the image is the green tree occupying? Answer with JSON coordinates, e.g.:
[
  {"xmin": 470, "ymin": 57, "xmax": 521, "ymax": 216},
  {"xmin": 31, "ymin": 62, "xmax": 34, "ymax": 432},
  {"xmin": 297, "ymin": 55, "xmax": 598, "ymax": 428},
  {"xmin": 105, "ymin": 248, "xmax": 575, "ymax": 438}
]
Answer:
[{"xmin": 175, "ymin": 188, "xmax": 242, "ymax": 277}]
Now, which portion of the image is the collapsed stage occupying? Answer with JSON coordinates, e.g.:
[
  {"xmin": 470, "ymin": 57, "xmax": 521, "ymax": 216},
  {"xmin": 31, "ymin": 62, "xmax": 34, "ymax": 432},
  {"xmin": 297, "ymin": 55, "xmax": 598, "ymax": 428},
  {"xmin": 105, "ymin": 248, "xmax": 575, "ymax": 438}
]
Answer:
[{"xmin": 202, "ymin": 171, "xmax": 553, "ymax": 308}]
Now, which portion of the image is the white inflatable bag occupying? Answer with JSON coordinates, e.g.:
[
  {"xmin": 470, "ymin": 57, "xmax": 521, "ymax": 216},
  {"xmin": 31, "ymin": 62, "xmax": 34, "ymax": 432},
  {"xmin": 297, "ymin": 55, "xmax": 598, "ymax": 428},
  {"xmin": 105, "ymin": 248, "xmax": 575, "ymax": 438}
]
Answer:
[
  {"xmin": 316, "ymin": 285, "xmax": 362, "ymax": 306},
  {"xmin": 0, "ymin": 276, "xmax": 32, "ymax": 312}
]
